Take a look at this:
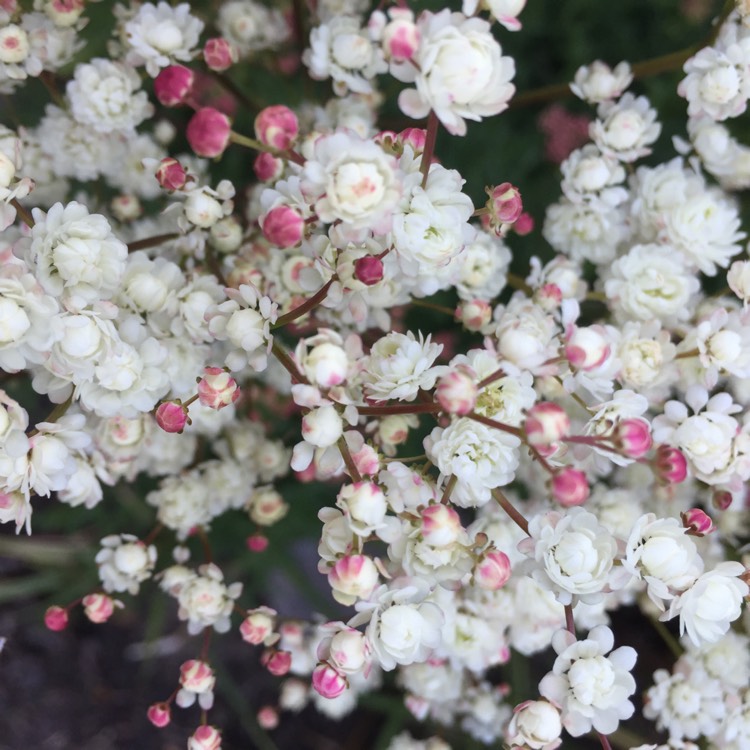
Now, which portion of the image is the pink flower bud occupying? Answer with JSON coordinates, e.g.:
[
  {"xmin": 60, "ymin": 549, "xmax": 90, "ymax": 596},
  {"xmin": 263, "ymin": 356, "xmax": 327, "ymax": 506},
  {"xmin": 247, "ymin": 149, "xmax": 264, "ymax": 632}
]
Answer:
[
  {"xmin": 681, "ymin": 508, "xmax": 716, "ymax": 536},
  {"xmin": 473, "ymin": 549, "xmax": 512, "ymax": 590},
  {"xmin": 240, "ymin": 607, "xmax": 277, "ymax": 645},
  {"xmin": 565, "ymin": 326, "xmax": 610, "ymax": 370},
  {"xmin": 382, "ymin": 18, "xmax": 420, "ymax": 62},
  {"xmin": 147, "ymin": 702, "xmax": 171, "ymax": 728},
  {"xmin": 328, "ymin": 554, "xmax": 379, "ymax": 604},
  {"xmin": 155, "ymin": 157, "xmax": 187, "ymax": 191},
  {"xmin": 261, "ymin": 205, "xmax": 304, "ymax": 248},
  {"xmin": 655, "ymin": 445, "xmax": 688, "ymax": 484},
  {"xmin": 186, "ymin": 107, "xmax": 232, "ymax": 158},
  {"xmin": 82, "ymin": 593, "xmax": 116, "ymax": 624},
  {"xmin": 513, "ymin": 211, "xmax": 535, "ymax": 235},
  {"xmin": 420, "ymin": 504, "xmax": 463, "ymax": 547},
  {"xmin": 262, "ymin": 649, "xmax": 292, "ymax": 677},
  {"xmin": 456, "ymin": 299, "xmax": 492, "ymax": 331},
  {"xmin": 246, "ymin": 533, "xmax": 269, "ymax": 552},
  {"xmin": 188, "ymin": 724, "xmax": 222, "ymax": 750},
  {"xmin": 397, "ymin": 127, "xmax": 427, "ymax": 154},
  {"xmin": 312, "ymin": 663, "xmax": 348, "ymax": 699},
  {"xmin": 436, "ymin": 368, "xmax": 477, "ymax": 416},
  {"xmin": 254, "ymin": 151, "xmax": 283, "ymax": 182},
  {"xmin": 535, "ymin": 282, "xmax": 562, "ymax": 310},
  {"xmin": 197, "ymin": 367, "xmax": 240, "ymax": 410},
  {"xmin": 180, "ymin": 659, "xmax": 215, "ymax": 693},
  {"xmin": 153, "ymin": 64, "xmax": 194, "ymax": 107},
  {"xmin": 353, "ymin": 255, "xmax": 384, "ymax": 286},
  {"xmin": 257, "ymin": 706, "xmax": 279, "ymax": 730},
  {"xmin": 155, "ymin": 401, "xmax": 190, "ymax": 434},
  {"xmin": 486, "ymin": 183, "xmax": 523, "ymax": 233},
  {"xmin": 713, "ymin": 490, "xmax": 733, "ymax": 511},
  {"xmin": 616, "ymin": 418, "xmax": 652, "ymax": 458},
  {"xmin": 551, "ymin": 467, "xmax": 589, "ymax": 507},
  {"xmin": 254, "ymin": 105, "xmax": 299, "ymax": 151},
  {"xmin": 525, "ymin": 402, "xmax": 570, "ymax": 445},
  {"xmin": 203, "ymin": 37, "xmax": 237, "ymax": 72},
  {"xmin": 44, "ymin": 605, "xmax": 68, "ymax": 631}
]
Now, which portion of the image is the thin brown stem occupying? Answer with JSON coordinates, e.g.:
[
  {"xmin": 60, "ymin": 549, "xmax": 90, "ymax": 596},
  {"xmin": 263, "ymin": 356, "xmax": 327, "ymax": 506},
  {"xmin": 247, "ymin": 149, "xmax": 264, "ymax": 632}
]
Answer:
[
  {"xmin": 196, "ymin": 527, "xmax": 213, "ymax": 564},
  {"xmin": 597, "ymin": 732, "xmax": 613, "ymax": 750},
  {"xmin": 337, "ymin": 437, "xmax": 362, "ymax": 483},
  {"xmin": 409, "ymin": 299, "xmax": 456, "ymax": 317},
  {"xmin": 273, "ymin": 277, "xmax": 335, "ymax": 329},
  {"xmin": 420, "ymin": 110, "xmax": 439, "ymax": 187},
  {"xmin": 440, "ymin": 475, "xmax": 457, "ymax": 504},
  {"xmin": 127, "ymin": 232, "xmax": 179, "ymax": 253},
  {"xmin": 270, "ymin": 339, "xmax": 308, "ymax": 384},
  {"xmin": 564, "ymin": 604, "xmax": 576, "ymax": 635},
  {"xmin": 466, "ymin": 411, "xmax": 523, "ymax": 438},
  {"xmin": 357, "ymin": 401, "xmax": 441, "ymax": 416},
  {"xmin": 11, "ymin": 198, "xmax": 33, "ymax": 228},
  {"xmin": 506, "ymin": 272, "xmax": 533, "ymax": 295},
  {"xmin": 492, "ymin": 489, "xmax": 529, "ymax": 536}
]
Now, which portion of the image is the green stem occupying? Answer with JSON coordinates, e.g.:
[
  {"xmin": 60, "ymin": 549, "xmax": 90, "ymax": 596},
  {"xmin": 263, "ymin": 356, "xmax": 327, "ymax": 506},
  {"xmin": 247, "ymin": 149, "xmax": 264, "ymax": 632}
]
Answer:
[
  {"xmin": 649, "ymin": 614, "xmax": 683, "ymax": 659},
  {"xmin": 229, "ymin": 130, "xmax": 305, "ymax": 166}
]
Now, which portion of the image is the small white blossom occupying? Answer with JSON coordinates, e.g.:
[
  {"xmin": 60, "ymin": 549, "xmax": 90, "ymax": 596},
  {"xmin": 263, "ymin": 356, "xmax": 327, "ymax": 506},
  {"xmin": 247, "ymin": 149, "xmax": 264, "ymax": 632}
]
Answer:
[
  {"xmin": 96, "ymin": 533, "xmax": 157, "ymax": 595},
  {"xmin": 177, "ymin": 563, "xmax": 242, "ymax": 635}
]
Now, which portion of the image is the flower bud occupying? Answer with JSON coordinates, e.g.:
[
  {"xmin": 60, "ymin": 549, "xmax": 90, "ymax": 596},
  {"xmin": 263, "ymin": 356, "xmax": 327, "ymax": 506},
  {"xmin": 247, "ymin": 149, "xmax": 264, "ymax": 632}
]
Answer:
[
  {"xmin": 337, "ymin": 481, "xmax": 386, "ymax": 534},
  {"xmin": 249, "ymin": 488, "xmax": 288, "ymax": 526},
  {"xmin": 210, "ymin": 216, "xmax": 243, "ymax": 253},
  {"xmin": 327, "ymin": 628, "xmax": 367, "ymax": 673},
  {"xmin": 353, "ymin": 255, "xmax": 384, "ymax": 286},
  {"xmin": 507, "ymin": 700, "xmax": 563, "ymax": 750},
  {"xmin": 246, "ymin": 533, "xmax": 269, "ymax": 552},
  {"xmin": 254, "ymin": 105, "xmax": 299, "ymax": 151},
  {"xmin": 240, "ymin": 607, "xmax": 277, "ymax": 646},
  {"xmin": 0, "ymin": 25, "xmax": 29, "ymax": 65},
  {"xmin": 420, "ymin": 504, "xmax": 463, "ymax": 547},
  {"xmin": 473, "ymin": 549, "xmax": 512, "ymax": 590},
  {"xmin": 327, "ymin": 554, "xmax": 379, "ymax": 605},
  {"xmin": 45, "ymin": 0, "xmax": 85, "ymax": 26},
  {"xmin": 82, "ymin": 593, "xmax": 117, "ymax": 624},
  {"xmin": 155, "ymin": 401, "xmax": 190, "ymax": 433},
  {"xmin": 728, "ymin": 260, "xmax": 750, "ymax": 304},
  {"xmin": 203, "ymin": 37, "xmax": 237, "ymax": 72},
  {"xmin": 303, "ymin": 341, "xmax": 349, "ymax": 388},
  {"xmin": 187, "ymin": 107, "xmax": 232, "ymax": 158},
  {"xmin": 512, "ymin": 211, "xmax": 535, "ymax": 236},
  {"xmin": 184, "ymin": 191, "xmax": 224, "ymax": 228},
  {"xmin": 146, "ymin": 702, "xmax": 171, "ymax": 728},
  {"xmin": 188, "ymin": 724, "xmax": 222, "ymax": 750},
  {"xmin": 456, "ymin": 299, "xmax": 492, "ymax": 331},
  {"xmin": 262, "ymin": 205, "xmax": 304, "ymax": 248},
  {"xmin": 615, "ymin": 417, "xmax": 652, "ymax": 458},
  {"xmin": 382, "ymin": 17, "xmax": 420, "ymax": 62},
  {"xmin": 681, "ymin": 508, "xmax": 716, "ymax": 536},
  {"xmin": 153, "ymin": 64, "xmax": 194, "ymax": 107},
  {"xmin": 262, "ymin": 648, "xmax": 292, "ymax": 676},
  {"xmin": 312, "ymin": 663, "xmax": 348, "ymax": 699},
  {"xmin": 655, "ymin": 445, "xmax": 688, "ymax": 484},
  {"xmin": 525, "ymin": 402, "xmax": 570, "ymax": 445},
  {"xmin": 436, "ymin": 368, "xmax": 477, "ymax": 415},
  {"xmin": 257, "ymin": 706, "xmax": 279, "ymax": 730},
  {"xmin": 485, "ymin": 183, "xmax": 523, "ymax": 234},
  {"xmin": 155, "ymin": 157, "xmax": 187, "ymax": 191},
  {"xmin": 565, "ymin": 326, "xmax": 610, "ymax": 370},
  {"xmin": 551, "ymin": 467, "xmax": 589, "ymax": 507},
  {"xmin": 44, "ymin": 605, "xmax": 68, "ymax": 631},
  {"xmin": 197, "ymin": 367, "xmax": 240, "ymax": 410},
  {"xmin": 535, "ymin": 282, "xmax": 562, "ymax": 310},
  {"xmin": 254, "ymin": 152, "xmax": 284, "ymax": 182},
  {"xmin": 110, "ymin": 194, "xmax": 142, "ymax": 222},
  {"xmin": 713, "ymin": 490, "xmax": 733, "ymax": 511},
  {"xmin": 397, "ymin": 127, "xmax": 427, "ymax": 154},
  {"xmin": 301, "ymin": 405, "xmax": 344, "ymax": 448}
]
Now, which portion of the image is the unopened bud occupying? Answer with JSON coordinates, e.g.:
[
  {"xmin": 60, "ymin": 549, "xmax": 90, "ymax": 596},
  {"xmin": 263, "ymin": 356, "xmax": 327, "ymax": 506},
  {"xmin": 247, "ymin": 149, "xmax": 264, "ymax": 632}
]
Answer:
[
  {"xmin": 262, "ymin": 205, "xmax": 304, "ymax": 248},
  {"xmin": 713, "ymin": 490, "xmax": 733, "ymax": 511},
  {"xmin": 155, "ymin": 157, "xmax": 187, "ymax": 191},
  {"xmin": 203, "ymin": 37, "xmax": 237, "ymax": 72},
  {"xmin": 257, "ymin": 706, "xmax": 279, "ymax": 730},
  {"xmin": 513, "ymin": 211, "xmax": 535, "ymax": 235},
  {"xmin": 525, "ymin": 402, "xmax": 570, "ymax": 445},
  {"xmin": 154, "ymin": 64, "xmax": 194, "ymax": 107},
  {"xmin": 155, "ymin": 400, "xmax": 190, "ymax": 433},
  {"xmin": 382, "ymin": 16, "xmax": 420, "ymax": 61},
  {"xmin": 254, "ymin": 152, "xmax": 284, "ymax": 182},
  {"xmin": 197, "ymin": 367, "xmax": 240, "ymax": 410},
  {"xmin": 436, "ymin": 368, "xmax": 477, "ymax": 416},
  {"xmin": 246, "ymin": 533, "xmax": 269, "ymax": 552},
  {"xmin": 353, "ymin": 255, "xmax": 384, "ymax": 286},
  {"xmin": 654, "ymin": 445, "xmax": 688, "ymax": 484},
  {"xmin": 188, "ymin": 724, "xmax": 222, "ymax": 750},
  {"xmin": 312, "ymin": 662, "xmax": 348, "ymax": 698},
  {"xmin": 147, "ymin": 702, "xmax": 171, "ymax": 728},
  {"xmin": 615, "ymin": 418, "xmax": 652, "ymax": 458},
  {"xmin": 262, "ymin": 649, "xmax": 292, "ymax": 676},
  {"xmin": 240, "ymin": 607, "xmax": 277, "ymax": 646},
  {"xmin": 420, "ymin": 504, "xmax": 463, "ymax": 547},
  {"xmin": 473, "ymin": 549, "xmax": 512, "ymax": 590},
  {"xmin": 551, "ymin": 467, "xmax": 589, "ymax": 507},
  {"xmin": 681, "ymin": 508, "xmax": 716, "ymax": 536},
  {"xmin": 456, "ymin": 299, "xmax": 492, "ymax": 331},
  {"xmin": 82, "ymin": 593, "xmax": 117, "ymax": 624},
  {"xmin": 187, "ymin": 107, "xmax": 232, "ymax": 158},
  {"xmin": 485, "ymin": 183, "xmax": 523, "ymax": 235},
  {"xmin": 565, "ymin": 326, "xmax": 610, "ymax": 370},
  {"xmin": 254, "ymin": 105, "xmax": 299, "ymax": 151},
  {"xmin": 44, "ymin": 605, "xmax": 68, "ymax": 631}
]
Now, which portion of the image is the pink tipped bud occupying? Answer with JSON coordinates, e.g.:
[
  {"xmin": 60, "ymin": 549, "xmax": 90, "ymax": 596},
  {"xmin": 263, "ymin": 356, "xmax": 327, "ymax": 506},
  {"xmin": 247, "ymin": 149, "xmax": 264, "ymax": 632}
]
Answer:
[
  {"xmin": 203, "ymin": 37, "xmax": 237, "ymax": 72},
  {"xmin": 262, "ymin": 649, "xmax": 292, "ymax": 677},
  {"xmin": 420, "ymin": 504, "xmax": 463, "ymax": 547},
  {"xmin": 154, "ymin": 64, "xmax": 194, "ymax": 107},
  {"xmin": 713, "ymin": 490, "xmax": 733, "ymax": 511},
  {"xmin": 681, "ymin": 508, "xmax": 716, "ymax": 536},
  {"xmin": 473, "ymin": 549, "xmax": 512, "ymax": 590},
  {"xmin": 616, "ymin": 418, "xmax": 652, "ymax": 458},
  {"xmin": 188, "ymin": 724, "xmax": 222, "ymax": 750},
  {"xmin": 436, "ymin": 368, "xmax": 477, "ymax": 416},
  {"xmin": 655, "ymin": 445, "xmax": 688, "ymax": 484},
  {"xmin": 155, "ymin": 157, "xmax": 187, "ymax": 191},
  {"xmin": 535, "ymin": 283, "xmax": 562, "ymax": 310},
  {"xmin": 486, "ymin": 183, "xmax": 523, "ymax": 234},
  {"xmin": 254, "ymin": 151, "xmax": 283, "ymax": 182},
  {"xmin": 565, "ymin": 326, "xmax": 610, "ymax": 370},
  {"xmin": 513, "ymin": 211, "xmax": 535, "ymax": 235},
  {"xmin": 261, "ymin": 205, "xmax": 304, "ymax": 248},
  {"xmin": 551, "ymin": 467, "xmax": 589, "ymax": 507},
  {"xmin": 254, "ymin": 105, "xmax": 299, "ymax": 151},
  {"xmin": 525, "ymin": 402, "xmax": 570, "ymax": 445},
  {"xmin": 44, "ymin": 605, "xmax": 68, "ymax": 632},
  {"xmin": 82, "ymin": 593, "xmax": 116, "ymax": 624},
  {"xmin": 246, "ymin": 533, "xmax": 269, "ymax": 552},
  {"xmin": 257, "ymin": 706, "xmax": 279, "ymax": 730},
  {"xmin": 197, "ymin": 367, "xmax": 240, "ymax": 410},
  {"xmin": 155, "ymin": 401, "xmax": 190, "ymax": 434},
  {"xmin": 328, "ymin": 554, "xmax": 379, "ymax": 604},
  {"xmin": 240, "ymin": 607, "xmax": 277, "ymax": 645},
  {"xmin": 147, "ymin": 702, "xmax": 171, "ymax": 728},
  {"xmin": 312, "ymin": 663, "xmax": 348, "ymax": 699},
  {"xmin": 382, "ymin": 17, "xmax": 420, "ymax": 62},
  {"xmin": 456, "ymin": 299, "xmax": 492, "ymax": 331},
  {"xmin": 353, "ymin": 255, "xmax": 384, "ymax": 286},
  {"xmin": 187, "ymin": 107, "xmax": 232, "ymax": 158},
  {"xmin": 397, "ymin": 127, "xmax": 427, "ymax": 154}
]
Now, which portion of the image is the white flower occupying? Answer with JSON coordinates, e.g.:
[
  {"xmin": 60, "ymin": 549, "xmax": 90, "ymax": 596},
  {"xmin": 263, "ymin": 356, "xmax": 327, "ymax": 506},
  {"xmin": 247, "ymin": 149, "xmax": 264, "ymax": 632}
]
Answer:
[
  {"xmin": 22, "ymin": 201, "xmax": 128, "ymax": 311},
  {"xmin": 217, "ymin": 0, "xmax": 289, "ymax": 56},
  {"xmin": 336, "ymin": 481, "xmax": 388, "ymax": 537},
  {"xmin": 96, "ymin": 534, "xmax": 157, "ymax": 595},
  {"xmin": 57, "ymin": 456, "xmax": 103, "ymax": 509},
  {"xmin": 177, "ymin": 563, "xmax": 242, "ymax": 635},
  {"xmin": 570, "ymin": 60, "xmax": 633, "ymax": 103},
  {"xmin": 560, "ymin": 144, "xmax": 627, "ymax": 205},
  {"xmin": 667, "ymin": 562, "xmax": 748, "ymax": 647},
  {"xmin": 712, "ymin": 694, "xmax": 750, "ymax": 750},
  {"xmin": 590, "ymin": 93, "xmax": 661, "ymax": 163},
  {"xmin": 362, "ymin": 331, "xmax": 446, "ymax": 402},
  {"xmin": 67, "ymin": 58, "xmax": 153, "ymax": 133},
  {"xmin": 398, "ymin": 10, "xmax": 515, "ymax": 136},
  {"xmin": 425, "ymin": 417, "xmax": 520, "ymax": 507},
  {"xmin": 506, "ymin": 700, "xmax": 563, "ymax": 750},
  {"xmin": 124, "ymin": 2, "xmax": 204, "ymax": 77},
  {"xmin": 539, "ymin": 626, "xmax": 637, "ymax": 737},
  {"xmin": 617, "ymin": 321, "xmax": 676, "ymax": 390},
  {"xmin": 462, "ymin": 0, "xmax": 527, "ymax": 32},
  {"xmin": 454, "ymin": 229, "xmax": 511, "ymax": 302},
  {"xmin": 519, "ymin": 508, "xmax": 619, "ymax": 606}
]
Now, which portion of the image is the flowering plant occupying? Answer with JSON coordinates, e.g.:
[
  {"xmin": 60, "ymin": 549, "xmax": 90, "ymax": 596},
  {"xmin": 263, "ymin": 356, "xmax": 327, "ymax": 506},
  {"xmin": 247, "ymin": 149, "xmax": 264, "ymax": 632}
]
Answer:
[{"xmin": 2, "ymin": 1, "xmax": 750, "ymax": 749}]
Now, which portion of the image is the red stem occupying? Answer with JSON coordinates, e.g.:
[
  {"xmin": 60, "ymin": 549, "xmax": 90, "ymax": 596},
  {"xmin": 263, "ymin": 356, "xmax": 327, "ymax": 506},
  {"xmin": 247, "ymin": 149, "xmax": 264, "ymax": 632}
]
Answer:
[
  {"xmin": 564, "ymin": 604, "xmax": 575, "ymax": 635},
  {"xmin": 420, "ymin": 110, "xmax": 439, "ymax": 187},
  {"xmin": 492, "ymin": 489, "xmax": 529, "ymax": 535},
  {"xmin": 357, "ymin": 401, "xmax": 441, "ymax": 416},
  {"xmin": 273, "ymin": 277, "xmax": 335, "ymax": 329}
]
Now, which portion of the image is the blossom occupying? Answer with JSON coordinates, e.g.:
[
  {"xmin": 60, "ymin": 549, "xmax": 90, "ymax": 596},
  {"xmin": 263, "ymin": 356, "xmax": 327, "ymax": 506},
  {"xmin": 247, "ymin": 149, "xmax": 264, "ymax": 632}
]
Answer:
[
  {"xmin": 570, "ymin": 61, "xmax": 633, "ymax": 104},
  {"xmin": 96, "ymin": 534, "xmax": 157, "ymax": 595},
  {"xmin": 217, "ymin": 0, "xmax": 289, "ymax": 56},
  {"xmin": 590, "ymin": 93, "xmax": 661, "ymax": 162},
  {"xmin": 177, "ymin": 563, "xmax": 243, "ymax": 635},
  {"xmin": 539, "ymin": 626, "xmax": 637, "ymax": 736},
  {"xmin": 506, "ymin": 700, "xmax": 563, "ymax": 750}
]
